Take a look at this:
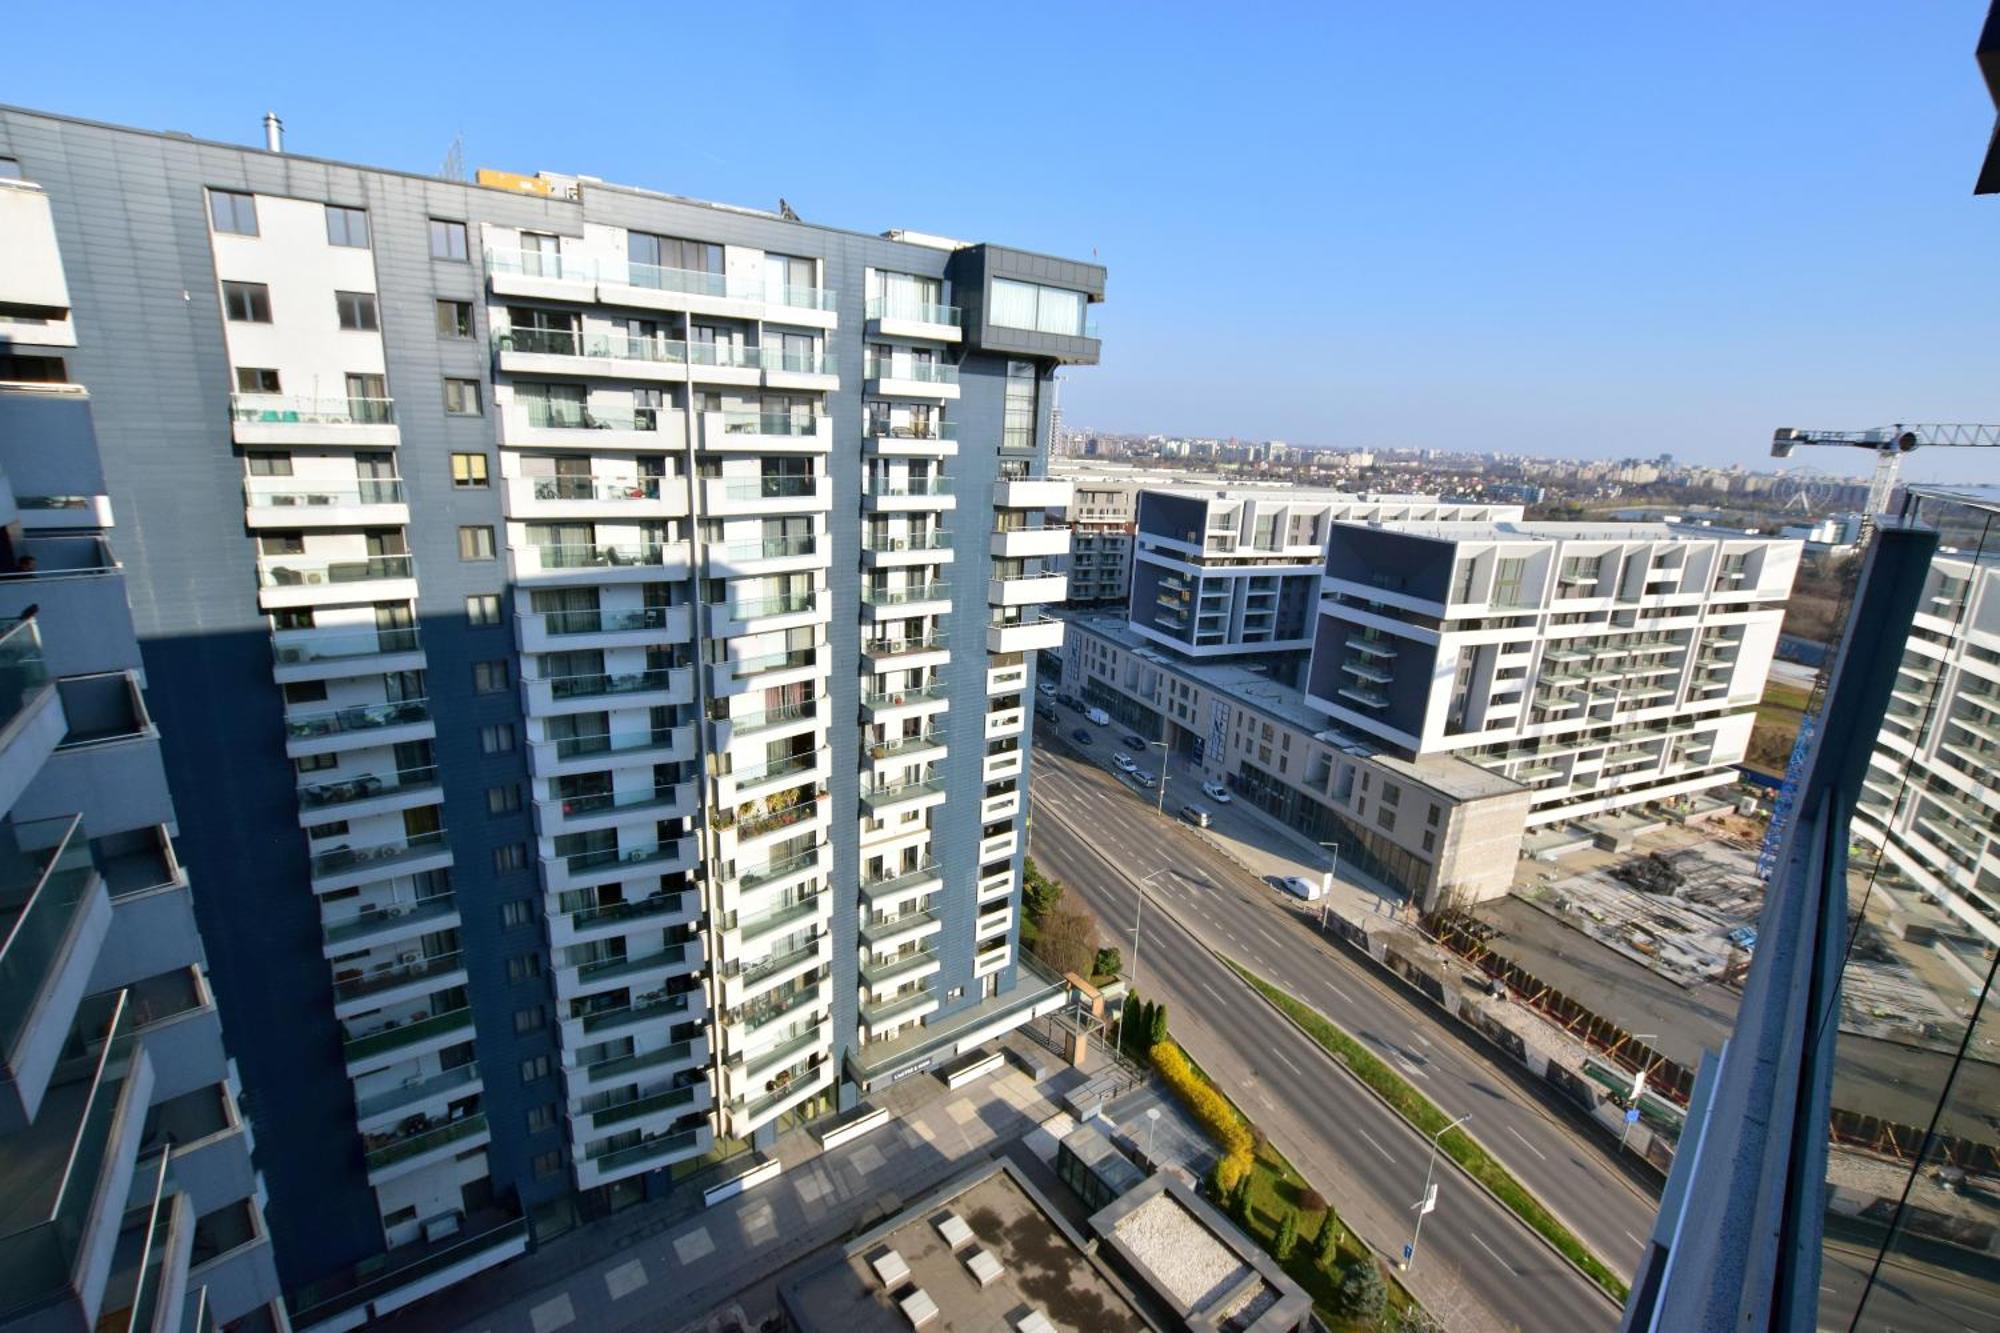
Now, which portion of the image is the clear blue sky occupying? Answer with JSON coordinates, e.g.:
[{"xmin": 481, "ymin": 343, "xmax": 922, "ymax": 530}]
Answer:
[{"xmin": 9, "ymin": 2, "xmax": 1996, "ymax": 480}]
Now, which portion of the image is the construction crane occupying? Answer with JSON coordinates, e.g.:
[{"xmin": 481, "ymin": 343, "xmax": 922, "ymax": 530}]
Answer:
[{"xmin": 1755, "ymin": 421, "xmax": 2000, "ymax": 880}]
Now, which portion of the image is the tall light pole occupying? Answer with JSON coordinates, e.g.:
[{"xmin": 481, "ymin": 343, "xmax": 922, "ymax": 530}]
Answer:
[
  {"xmin": 1401, "ymin": 1112, "xmax": 1470, "ymax": 1272},
  {"xmin": 1316, "ymin": 839, "xmax": 1340, "ymax": 930},
  {"xmin": 1112, "ymin": 868, "xmax": 1166, "ymax": 1054},
  {"xmin": 1620, "ymin": 1035, "xmax": 1657, "ymax": 1154},
  {"xmin": 1150, "ymin": 739, "xmax": 1170, "ymax": 819}
]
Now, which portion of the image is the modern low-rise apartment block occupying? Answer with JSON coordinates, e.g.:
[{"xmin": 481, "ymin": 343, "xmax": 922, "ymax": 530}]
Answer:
[
  {"xmin": 1128, "ymin": 488, "xmax": 1523, "ymax": 671},
  {"xmin": 1305, "ymin": 521, "xmax": 1797, "ymax": 827},
  {"xmin": 0, "ymin": 105, "xmax": 1099, "ymax": 1326},
  {"xmin": 1852, "ymin": 539, "xmax": 2000, "ymax": 948},
  {"xmin": 0, "ymin": 173, "xmax": 284, "ymax": 1329}
]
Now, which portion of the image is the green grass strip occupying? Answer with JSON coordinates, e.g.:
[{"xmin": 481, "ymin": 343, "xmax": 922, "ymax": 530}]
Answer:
[{"xmin": 1225, "ymin": 959, "xmax": 1632, "ymax": 1303}]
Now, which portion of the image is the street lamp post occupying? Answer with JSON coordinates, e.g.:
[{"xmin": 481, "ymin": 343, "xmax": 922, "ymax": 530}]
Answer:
[
  {"xmin": 1150, "ymin": 739, "xmax": 1170, "ymax": 819},
  {"xmin": 1316, "ymin": 839, "xmax": 1340, "ymax": 930},
  {"xmin": 1112, "ymin": 868, "xmax": 1166, "ymax": 1054},
  {"xmin": 1401, "ymin": 1112, "xmax": 1470, "ymax": 1272},
  {"xmin": 1620, "ymin": 1035, "xmax": 1657, "ymax": 1153}
]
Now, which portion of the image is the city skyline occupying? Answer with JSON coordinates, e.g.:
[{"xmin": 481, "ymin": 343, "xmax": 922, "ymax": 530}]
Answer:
[{"xmin": 5, "ymin": 3, "xmax": 1995, "ymax": 478}]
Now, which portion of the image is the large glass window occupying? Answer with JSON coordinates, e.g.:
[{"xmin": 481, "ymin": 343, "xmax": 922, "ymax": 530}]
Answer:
[
  {"xmin": 324, "ymin": 205, "xmax": 370, "ymax": 248},
  {"xmin": 990, "ymin": 278, "xmax": 1087, "ymax": 335},
  {"xmin": 1002, "ymin": 361, "xmax": 1036, "ymax": 453},
  {"xmin": 209, "ymin": 190, "xmax": 258, "ymax": 236}
]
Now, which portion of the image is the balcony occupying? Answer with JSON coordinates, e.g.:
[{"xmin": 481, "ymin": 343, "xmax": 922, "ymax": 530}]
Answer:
[
  {"xmin": 511, "ymin": 539, "xmax": 692, "ymax": 585},
  {"xmin": 310, "ymin": 831, "xmax": 454, "ymax": 894},
  {"xmin": 993, "ymin": 477, "xmax": 1074, "ymax": 510},
  {"xmin": 708, "ymin": 590, "xmax": 822, "ymax": 637},
  {"xmin": 330, "ymin": 951, "xmax": 469, "ymax": 1019},
  {"xmin": 990, "ymin": 525, "xmax": 1071, "ymax": 560},
  {"xmin": 484, "ymin": 248, "xmax": 596, "ymax": 301},
  {"xmin": 861, "ymin": 630, "xmax": 949, "ymax": 673},
  {"xmin": 566, "ymin": 941, "xmax": 702, "ymax": 995},
  {"xmin": 861, "ymin": 530, "xmax": 954, "ymax": 568},
  {"xmin": 861, "ymin": 986, "xmax": 940, "ymax": 1038},
  {"xmin": 860, "ymin": 682, "xmax": 949, "ymax": 723},
  {"xmin": 860, "ymin": 775, "xmax": 947, "ymax": 818},
  {"xmin": 987, "ymin": 615, "xmax": 1065, "ymax": 654},
  {"xmin": 242, "ymin": 477, "xmax": 407, "ymax": 529},
  {"xmin": 703, "ymin": 474, "xmax": 832, "ymax": 517},
  {"xmin": 708, "ymin": 533, "xmax": 822, "ymax": 577},
  {"xmin": 545, "ymin": 836, "xmax": 694, "ymax": 894},
  {"xmin": 353, "ymin": 1062, "xmax": 482, "ymax": 1130},
  {"xmin": 534, "ymin": 724, "xmax": 693, "ymax": 779},
  {"xmin": 271, "ymin": 626, "xmax": 423, "ymax": 683},
  {"xmin": 861, "ymin": 581, "xmax": 952, "ymax": 620},
  {"xmin": 865, "ymin": 420, "xmax": 959, "ymax": 459},
  {"xmin": 572, "ymin": 989, "xmax": 697, "ymax": 1041},
  {"xmin": 502, "ymin": 473, "xmax": 687, "ymax": 522},
  {"xmin": 698, "ymin": 409, "xmax": 830, "ymax": 455},
  {"xmin": 0, "ymin": 618, "xmax": 63, "ymax": 809},
  {"xmin": 989, "ymin": 572, "xmax": 1069, "ymax": 607},
  {"xmin": 499, "ymin": 398, "xmax": 688, "ymax": 452},
  {"xmin": 570, "ymin": 1035, "xmax": 705, "ymax": 1094},
  {"xmin": 863, "ymin": 356, "xmax": 961, "ymax": 400},
  {"xmin": 581, "ymin": 1081, "xmax": 707, "ymax": 1136},
  {"xmin": 753, "ymin": 345, "xmax": 838, "ymax": 392},
  {"xmin": 254, "ymin": 554, "xmax": 418, "ymax": 611},
  {"xmin": 550, "ymin": 890, "xmax": 697, "ymax": 949},
  {"xmin": 732, "ymin": 848, "xmax": 822, "ymax": 899},
  {"xmin": 575, "ymin": 1125, "xmax": 711, "ymax": 1189},
  {"xmin": 718, "ymin": 748, "xmax": 825, "ymax": 806},
  {"xmin": 284, "ymin": 698, "xmax": 434, "ymax": 759},
  {"xmin": 861, "ymin": 476, "xmax": 955, "ymax": 513},
  {"xmin": 859, "ymin": 909, "xmax": 942, "ymax": 951},
  {"xmin": 0, "ymin": 815, "xmax": 108, "ymax": 1126},
  {"xmin": 516, "ymin": 603, "xmax": 692, "ymax": 654},
  {"xmin": 363, "ymin": 1111, "xmax": 490, "ymax": 1185},
  {"xmin": 341, "ymin": 1005, "xmax": 474, "ymax": 1074},
  {"xmin": 729, "ymin": 800, "xmax": 821, "ymax": 848},
  {"xmin": 861, "ymin": 944, "xmax": 942, "ymax": 993},
  {"xmin": 229, "ymin": 394, "xmax": 398, "ymax": 447},
  {"xmin": 321, "ymin": 894, "xmax": 460, "ymax": 954},
  {"xmin": 728, "ymin": 1063, "xmax": 832, "ymax": 1138},
  {"xmin": 536, "ymin": 780, "xmax": 694, "ymax": 837},
  {"xmin": 865, "ymin": 297, "xmax": 963, "ymax": 344},
  {"xmin": 725, "ymin": 935, "xmax": 828, "ymax": 1007},
  {"xmin": 866, "ymin": 729, "xmax": 947, "ymax": 772},
  {"xmin": 493, "ymin": 327, "xmax": 685, "ymax": 382},
  {"xmin": 522, "ymin": 665, "xmax": 691, "ymax": 716},
  {"xmin": 708, "ymin": 646, "xmax": 818, "ymax": 698}
]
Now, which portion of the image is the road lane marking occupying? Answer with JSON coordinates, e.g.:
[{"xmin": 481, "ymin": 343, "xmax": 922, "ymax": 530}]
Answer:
[
  {"xmin": 1505, "ymin": 1125, "xmax": 1549, "ymax": 1161},
  {"xmin": 1357, "ymin": 1130, "xmax": 1397, "ymax": 1164},
  {"xmin": 1414, "ymin": 1032, "xmax": 1432, "ymax": 1047},
  {"xmin": 1469, "ymin": 1231, "xmax": 1518, "ymax": 1274},
  {"xmin": 1626, "ymin": 1230, "xmax": 1644, "ymax": 1249},
  {"xmin": 1276, "ymin": 1052, "xmax": 1302, "ymax": 1077},
  {"xmin": 1201, "ymin": 981, "xmax": 1224, "ymax": 1002},
  {"xmin": 1322, "ymin": 982, "xmax": 1354, "ymax": 1005}
]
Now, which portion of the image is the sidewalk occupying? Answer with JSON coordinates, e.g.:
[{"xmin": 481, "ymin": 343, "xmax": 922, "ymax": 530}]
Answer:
[{"xmin": 373, "ymin": 1035, "xmax": 1082, "ymax": 1333}]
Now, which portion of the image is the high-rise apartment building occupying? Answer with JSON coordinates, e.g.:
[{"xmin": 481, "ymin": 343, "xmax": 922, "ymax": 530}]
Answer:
[
  {"xmin": 0, "ymin": 106, "xmax": 1101, "ymax": 1325},
  {"xmin": 1305, "ymin": 520, "xmax": 1797, "ymax": 827},
  {"xmin": 0, "ymin": 172, "xmax": 284, "ymax": 1328},
  {"xmin": 1052, "ymin": 470, "xmax": 1141, "ymax": 607}
]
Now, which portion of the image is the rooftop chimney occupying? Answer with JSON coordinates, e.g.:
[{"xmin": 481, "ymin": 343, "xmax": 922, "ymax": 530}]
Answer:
[{"xmin": 263, "ymin": 112, "xmax": 283, "ymax": 153}]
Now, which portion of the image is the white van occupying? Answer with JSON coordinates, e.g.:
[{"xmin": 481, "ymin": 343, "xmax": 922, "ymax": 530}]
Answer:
[
  {"xmin": 1279, "ymin": 875, "xmax": 1325, "ymax": 902},
  {"xmin": 1085, "ymin": 707, "xmax": 1111, "ymax": 726}
]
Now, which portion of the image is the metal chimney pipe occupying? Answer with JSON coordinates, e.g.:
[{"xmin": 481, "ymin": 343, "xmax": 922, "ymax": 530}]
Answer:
[{"xmin": 263, "ymin": 112, "xmax": 283, "ymax": 153}]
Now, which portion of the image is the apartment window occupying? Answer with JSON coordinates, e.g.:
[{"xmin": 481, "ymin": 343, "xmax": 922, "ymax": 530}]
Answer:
[
  {"xmin": 473, "ymin": 660, "xmax": 510, "ymax": 693},
  {"xmin": 235, "ymin": 366, "xmax": 281, "ymax": 393},
  {"xmin": 1382, "ymin": 782, "xmax": 1401, "ymax": 808},
  {"xmin": 466, "ymin": 593, "xmax": 501, "ymax": 625},
  {"xmin": 526, "ymin": 1103, "xmax": 557, "ymax": 1134},
  {"xmin": 383, "ymin": 1206, "xmax": 418, "ymax": 1229},
  {"xmin": 514, "ymin": 1006, "xmax": 546, "ymax": 1035},
  {"xmin": 501, "ymin": 898, "xmax": 534, "ymax": 928},
  {"xmin": 481, "ymin": 723, "xmax": 516, "ymax": 754},
  {"xmin": 222, "ymin": 281, "xmax": 271, "ymax": 323},
  {"xmin": 305, "ymin": 820, "xmax": 348, "ymax": 840},
  {"xmin": 208, "ymin": 190, "xmax": 258, "ymax": 236},
  {"xmin": 520, "ymin": 1053, "xmax": 551, "ymax": 1082},
  {"xmin": 1377, "ymin": 805, "xmax": 1396, "ymax": 831},
  {"xmin": 990, "ymin": 277, "xmax": 1087, "ymax": 335},
  {"xmin": 488, "ymin": 784, "xmax": 522, "ymax": 815},
  {"xmin": 296, "ymin": 752, "xmax": 337, "ymax": 775},
  {"xmin": 1426, "ymin": 804, "xmax": 1441, "ymax": 828},
  {"xmin": 435, "ymin": 299, "xmax": 473, "ymax": 339},
  {"xmin": 494, "ymin": 843, "xmax": 528, "ymax": 873},
  {"xmin": 506, "ymin": 952, "xmax": 542, "ymax": 982},
  {"xmin": 1421, "ymin": 830, "xmax": 1437, "ymax": 855},
  {"xmin": 245, "ymin": 452, "xmax": 292, "ymax": 476},
  {"xmin": 429, "ymin": 218, "xmax": 469, "ymax": 261},
  {"xmin": 335, "ymin": 291, "xmax": 379, "ymax": 331},
  {"xmin": 444, "ymin": 378, "xmax": 483, "ymax": 415},
  {"xmin": 458, "ymin": 526, "xmax": 495, "ymax": 561},
  {"xmin": 532, "ymin": 1150, "xmax": 564, "ymax": 1179},
  {"xmin": 450, "ymin": 453, "xmax": 489, "ymax": 490},
  {"xmin": 1002, "ymin": 361, "xmax": 1036, "ymax": 452},
  {"xmin": 324, "ymin": 205, "xmax": 370, "ymax": 248},
  {"xmin": 281, "ymin": 680, "xmax": 327, "ymax": 705}
]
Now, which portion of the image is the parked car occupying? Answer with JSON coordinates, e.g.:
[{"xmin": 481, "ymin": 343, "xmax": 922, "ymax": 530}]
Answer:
[
  {"xmin": 1180, "ymin": 804, "xmax": 1212, "ymax": 828},
  {"xmin": 1123, "ymin": 734, "xmax": 1147, "ymax": 750},
  {"xmin": 1085, "ymin": 706, "xmax": 1112, "ymax": 726},
  {"xmin": 1279, "ymin": 875, "xmax": 1324, "ymax": 901},
  {"xmin": 1035, "ymin": 700, "xmax": 1058, "ymax": 722},
  {"xmin": 1070, "ymin": 727, "xmax": 1094, "ymax": 745},
  {"xmin": 1202, "ymin": 780, "xmax": 1232, "ymax": 803},
  {"xmin": 1037, "ymin": 681, "xmax": 1058, "ymax": 697},
  {"xmin": 1113, "ymin": 752, "xmax": 1136, "ymax": 772},
  {"xmin": 1132, "ymin": 771, "xmax": 1157, "ymax": 789},
  {"xmin": 1057, "ymin": 694, "xmax": 1082, "ymax": 710}
]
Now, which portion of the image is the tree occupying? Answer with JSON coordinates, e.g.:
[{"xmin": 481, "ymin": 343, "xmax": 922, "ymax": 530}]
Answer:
[
  {"xmin": 1118, "ymin": 989, "xmax": 1140, "ymax": 1055},
  {"xmin": 1336, "ymin": 1261, "xmax": 1386, "ymax": 1320},
  {"xmin": 1231, "ymin": 1172, "xmax": 1254, "ymax": 1224},
  {"xmin": 1030, "ymin": 902, "xmax": 1098, "ymax": 979},
  {"xmin": 1022, "ymin": 861, "xmax": 1064, "ymax": 921},
  {"xmin": 1274, "ymin": 1209, "xmax": 1299, "ymax": 1263},
  {"xmin": 1093, "ymin": 946, "xmax": 1122, "ymax": 978},
  {"xmin": 1314, "ymin": 1215, "xmax": 1342, "ymax": 1270},
  {"xmin": 1149, "ymin": 1001, "xmax": 1169, "ymax": 1048}
]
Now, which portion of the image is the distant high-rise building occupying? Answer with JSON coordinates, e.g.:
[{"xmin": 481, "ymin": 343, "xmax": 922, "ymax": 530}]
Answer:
[{"xmin": 0, "ymin": 105, "xmax": 1102, "ymax": 1325}]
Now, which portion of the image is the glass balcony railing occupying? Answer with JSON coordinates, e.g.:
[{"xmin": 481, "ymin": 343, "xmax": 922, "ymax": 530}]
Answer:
[
  {"xmin": 311, "ymin": 830, "xmax": 449, "ymax": 880},
  {"xmin": 525, "ymin": 476, "xmax": 667, "ymax": 503},
  {"xmin": 537, "ymin": 607, "xmax": 674, "ymax": 636},
  {"xmin": 862, "ymin": 582, "xmax": 949, "ymax": 606},
  {"xmin": 718, "ymin": 411, "xmax": 824, "ymax": 437},
  {"xmin": 495, "ymin": 328, "xmax": 684, "ymax": 364},
  {"xmin": 727, "ymin": 647, "xmax": 817, "ymax": 679},
  {"xmin": 575, "ymin": 941, "xmax": 696, "ymax": 984},
  {"xmin": 543, "ymin": 668, "xmax": 677, "ymax": 701},
  {"xmin": 862, "ymin": 631, "xmax": 950, "ymax": 659},
  {"xmin": 272, "ymin": 628, "xmax": 420, "ymax": 665},
  {"xmin": 522, "ymin": 400, "xmax": 662, "ymax": 433},
  {"xmin": 734, "ymin": 801, "xmax": 818, "ymax": 842},
  {"xmin": 861, "ymin": 682, "xmax": 948, "ymax": 708},
  {"xmin": 615, "ymin": 261, "xmax": 729, "ymax": 298},
  {"xmin": 567, "ymin": 891, "xmax": 689, "ymax": 932},
  {"xmin": 299, "ymin": 764, "xmax": 439, "ymax": 810},
  {"xmin": 718, "ymin": 535, "xmax": 817, "ymax": 563},
  {"xmin": 861, "ymin": 530, "xmax": 952, "ymax": 553},
  {"xmin": 0, "ymin": 617, "xmax": 53, "ymax": 737},
  {"xmin": 485, "ymin": 248, "xmax": 593, "ymax": 282},
  {"xmin": 581, "ymin": 1037, "xmax": 698, "ymax": 1086},
  {"xmin": 736, "ymin": 892, "xmax": 824, "ymax": 943},
  {"xmin": 529, "ymin": 542, "xmax": 670, "ymax": 570},
  {"xmin": 331, "ymin": 951, "xmax": 464, "ymax": 1005},
  {"xmin": 723, "ymin": 476, "xmax": 820, "ymax": 502},
  {"xmin": 860, "ymin": 776, "xmax": 945, "ymax": 811},
  {"xmin": 364, "ymin": 1111, "xmax": 487, "ymax": 1169},
  {"xmin": 867, "ymin": 730, "xmax": 945, "ymax": 762},
  {"xmin": 861, "ymin": 944, "xmax": 940, "ymax": 986},
  {"xmin": 860, "ymin": 858, "xmax": 942, "ymax": 900},
  {"xmin": 729, "ymin": 750, "xmax": 821, "ymax": 790},
  {"xmin": 589, "ymin": 1083, "xmax": 700, "ymax": 1129},
  {"xmin": 735, "ymin": 936, "xmax": 822, "ymax": 989},
  {"xmin": 578, "ymin": 989, "xmax": 691, "ymax": 1035},
  {"xmin": 738, "ymin": 979, "xmax": 822, "ymax": 1032},
  {"xmin": 353, "ymin": 1061, "xmax": 481, "ymax": 1123},
  {"xmin": 0, "ymin": 815, "xmax": 98, "ymax": 1057},
  {"xmin": 725, "ymin": 591, "xmax": 816, "ymax": 620},
  {"xmin": 555, "ymin": 783, "xmax": 686, "ymax": 818},
  {"xmin": 244, "ymin": 479, "xmax": 405, "ymax": 508},
  {"xmin": 862, "ymin": 986, "xmax": 938, "ymax": 1027},
  {"xmin": 865, "ymin": 358, "xmax": 959, "ymax": 385},
  {"xmin": 562, "ymin": 839, "xmax": 684, "ymax": 877},
  {"xmin": 321, "ymin": 894, "xmax": 458, "ymax": 945},
  {"xmin": 230, "ymin": 394, "xmax": 395, "ymax": 425},
  {"xmin": 867, "ymin": 418, "xmax": 959, "ymax": 442},
  {"xmin": 867, "ymin": 476, "xmax": 954, "ymax": 498},
  {"xmin": 552, "ymin": 727, "xmax": 679, "ymax": 761},
  {"xmin": 586, "ymin": 1127, "xmax": 702, "ymax": 1172},
  {"xmin": 770, "ymin": 284, "xmax": 838, "ymax": 312},
  {"xmin": 342, "ymin": 1006, "xmax": 473, "ymax": 1062},
  {"xmin": 866, "ymin": 297, "xmax": 962, "ymax": 327},
  {"xmin": 737, "ymin": 847, "xmax": 820, "ymax": 892},
  {"xmin": 684, "ymin": 341, "xmax": 759, "ymax": 371},
  {"xmin": 755, "ymin": 346, "xmax": 837, "ymax": 376},
  {"xmin": 860, "ymin": 909, "xmax": 939, "ymax": 946},
  {"xmin": 256, "ymin": 554, "xmax": 414, "ymax": 589},
  {"xmin": 727, "ymin": 697, "xmax": 817, "ymax": 733},
  {"xmin": 285, "ymin": 698, "xmax": 431, "ymax": 741}
]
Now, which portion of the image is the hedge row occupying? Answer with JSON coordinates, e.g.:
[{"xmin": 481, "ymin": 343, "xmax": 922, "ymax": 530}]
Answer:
[{"xmin": 1152, "ymin": 1038, "xmax": 1255, "ymax": 1191}]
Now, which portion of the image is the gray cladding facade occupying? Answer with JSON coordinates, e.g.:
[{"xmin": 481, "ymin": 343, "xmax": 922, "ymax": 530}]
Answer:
[{"xmin": 0, "ymin": 105, "xmax": 1098, "ymax": 1322}]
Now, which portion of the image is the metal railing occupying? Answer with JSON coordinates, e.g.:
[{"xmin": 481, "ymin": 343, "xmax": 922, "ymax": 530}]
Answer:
[
  {"xmin": 0, "ymin": 617, "xmax": 52, "ymax": 735},
  {"xmin": 552, "ymin": 727, "xmax": 680, "ymax": 761},
  {"xmin": 342, "ymin": 1005, "xmax": 472, "ymax": 1062},
  {"xmin": 298, "ymin": 764, "xmax": 439, "ymax": 809},
  {"xmin": 311, "ymin": 830, "xmax": 449, "ymax": 879},
  {"xmin": 257, "ymin": 554, "xmax": 414, "ymax": 589},
  {"xmin": 865, "ymin": 357, "xmax": 959, "ymax": 385},
  {"xmin": 272, "ymin": 627, "xmax": 419, "ymax": 665},
  {"xmin": 522, "ymin": 400, "xmax": 661, "ymax": 432},
  {"xmin": 322, "ymin": 894, "xmax": 458, "ymax": 945},
  {"xmin": 286, "ymin": 697, "xmax": 430, "ymax": 740},
  {"xmin": 230, "ymin": 394, "xmax": 395, "ymax": 425},
  {"xmin": 723, "ymin": 475, "xmax": 821, "ymax": 502},
  {"xmin": 0, "ymin": 815, "xmax": 97, "ymax": 1056},
  {"xmin": 867, "ymin": 476, "xmax": 953, "ymax": 498},
  {"xmin": 244, "ymin": 479, "xmax": 405, "ymax": 508},
  {"xmin": 719, "ymin": 411, "xmax": 824, "ymax": 437},
  {"xmin": 528, "ymin": 542, "xmax": 671, "ymax": 570},
  {"xmin": 866, "ymin": 297, "xmax": 961, "ymax": 327},
  {"xmin": 536, "ymin": 606, "xmax": 674, "ymax": 636}
]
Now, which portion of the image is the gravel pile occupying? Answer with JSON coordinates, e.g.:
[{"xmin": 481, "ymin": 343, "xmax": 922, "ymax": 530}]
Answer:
[{"xmin": 1114, "ymin": 1193, "xmax": 1246, "ymax": 1310}]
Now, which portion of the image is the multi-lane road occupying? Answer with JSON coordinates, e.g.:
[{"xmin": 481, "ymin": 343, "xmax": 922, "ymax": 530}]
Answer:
[{"xmin": 1028, "ymin": 725, "xmax": 1992, "ymax": 1332}]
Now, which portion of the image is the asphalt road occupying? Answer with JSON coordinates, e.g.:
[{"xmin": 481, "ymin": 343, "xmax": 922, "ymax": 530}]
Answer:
[{"xmin": 1029, "ymin": 730, "xmax": 1991, "ymax": 1333}]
